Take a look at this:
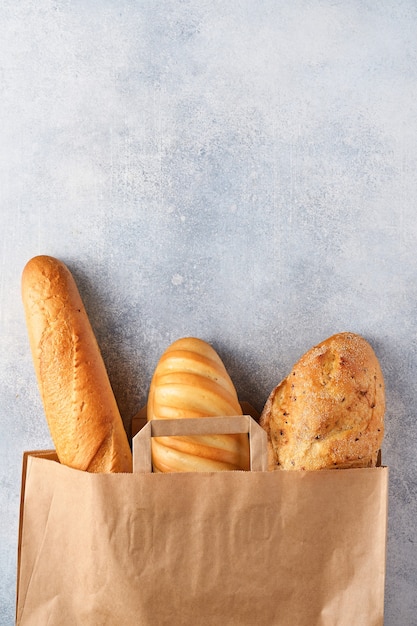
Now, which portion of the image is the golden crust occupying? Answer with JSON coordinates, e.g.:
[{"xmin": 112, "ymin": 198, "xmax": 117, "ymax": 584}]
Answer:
[
  {"xmin": 147, "ymin": 337, "xmax": 250, "ymax": 472},
  {"xmin": 21, "ymin": 255, "xmax": 132, "ymax": 473},
  {"xmin": 260, "ymin": 332, "xmax": 385, "ymax": 470}
]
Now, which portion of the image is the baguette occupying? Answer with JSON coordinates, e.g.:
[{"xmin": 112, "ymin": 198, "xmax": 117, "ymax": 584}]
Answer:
[
  {"xmin": 260, "ymin": 332, "xmax": 385, "ymax": 470},
  {"xmin": 21, "ymin": 255, "xmax": 132, "ymax": 472}
]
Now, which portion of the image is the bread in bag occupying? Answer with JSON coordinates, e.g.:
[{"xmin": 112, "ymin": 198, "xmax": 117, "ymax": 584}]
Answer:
[
  {"xmin": 21, "ymin": 255, "xmax": 132, "ymax": 472},
  {"xmin": 147, "ymin": 337, "xmax": 250, "ymax": 472},
  {"xmin": 260, "ymin": 332, "xmax": 385, "ymax": 470}
]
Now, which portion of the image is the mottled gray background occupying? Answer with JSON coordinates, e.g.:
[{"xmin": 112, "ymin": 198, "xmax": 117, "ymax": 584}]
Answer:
[{"xmin": 1, "ymin": 1, "xmax": 416, "ymax": 624}]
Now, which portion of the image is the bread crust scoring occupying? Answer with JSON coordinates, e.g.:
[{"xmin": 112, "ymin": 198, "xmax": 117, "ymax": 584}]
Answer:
[{"xmin": 147, "ymin": 337, "xmax": 250, "ymax": 472}]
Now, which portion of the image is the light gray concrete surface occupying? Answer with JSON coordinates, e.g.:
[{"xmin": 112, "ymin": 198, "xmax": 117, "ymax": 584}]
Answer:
[{"xmin": 1, "ymin": 1, "xmax": 416, "ymax": 624}]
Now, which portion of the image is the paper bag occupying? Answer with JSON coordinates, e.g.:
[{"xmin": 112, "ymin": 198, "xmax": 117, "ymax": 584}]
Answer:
[
  {"xmin": 133, "ymin": 414, "xmax": 268, "ymax": 472},
  {"xmin": 16, "ymin": 416, "xmax": 388, "ymax": 626}
]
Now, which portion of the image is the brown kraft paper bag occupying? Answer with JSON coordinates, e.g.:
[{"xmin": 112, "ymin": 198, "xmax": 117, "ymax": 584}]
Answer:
[{"xmin": 16, "ymin": 415, "xmax": 388, "ymax": 626}]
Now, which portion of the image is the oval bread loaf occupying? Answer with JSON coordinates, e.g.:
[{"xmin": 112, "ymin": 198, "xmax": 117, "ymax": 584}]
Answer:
[
  {"xmin": 260, "ymin": 332, "xmax": 385, "ymax": 470},
  {"xmin": 147, "ymin": 337, "xmax": 250, "ymax": 472},
  {"xmin": 21, "ymin": 255, "xmax": 132, "ymax": 472}
]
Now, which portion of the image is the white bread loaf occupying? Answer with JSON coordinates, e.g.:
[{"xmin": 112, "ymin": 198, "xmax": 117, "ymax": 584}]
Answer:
[
  {"xmin": 147, "ymin": 337, "xmax": 250, "ymax": 472},
  {"xmin": 21, "ymin": 255, "xmax": 132, "ymax": 472}
]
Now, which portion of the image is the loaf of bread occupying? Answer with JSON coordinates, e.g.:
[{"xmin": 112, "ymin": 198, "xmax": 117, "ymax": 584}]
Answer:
[
  {"xmin": 21, "ymin": 255, "xmax": 132, "ymax": 472},
  {"xmin": 260, "ymin": 332, "xmax": 385, "ymax": 470},
  {"xmin": 147, "ymin": 337, "xmax": 250, "ymax": 472}
]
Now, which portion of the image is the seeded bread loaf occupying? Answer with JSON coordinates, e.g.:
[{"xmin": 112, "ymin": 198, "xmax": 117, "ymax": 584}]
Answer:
[{"xmin": 260, "ymin": 332, "xmax": 385, "ymax": 470}]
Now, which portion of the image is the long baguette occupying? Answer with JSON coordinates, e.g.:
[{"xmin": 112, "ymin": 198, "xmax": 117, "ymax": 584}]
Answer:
[{"xmin": 21, "ymin": 255, "xmax": 132, "ymax": 472}]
